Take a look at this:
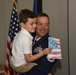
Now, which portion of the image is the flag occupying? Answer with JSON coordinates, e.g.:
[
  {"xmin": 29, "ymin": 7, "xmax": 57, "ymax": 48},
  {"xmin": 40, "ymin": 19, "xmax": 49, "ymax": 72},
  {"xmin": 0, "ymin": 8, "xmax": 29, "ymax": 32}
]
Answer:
[
  {"xmin": 4, "ymin": 0, "xmax": 20, "ymax": 75},
  {"xmin": 47, "ymin": 37, "xmax": 62, "ymax": 62},
  {"xmin": 33, "ymin": 0, "xmax": 42, "ymax": 15},
  {"xmin": 33, "ymin": 0, "xmax": 38, "ymax": 15}
]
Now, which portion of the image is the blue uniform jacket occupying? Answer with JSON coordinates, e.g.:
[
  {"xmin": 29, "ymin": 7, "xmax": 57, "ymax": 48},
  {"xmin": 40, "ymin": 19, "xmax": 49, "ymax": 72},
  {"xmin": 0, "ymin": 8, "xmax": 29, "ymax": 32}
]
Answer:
[{"xmin": 20, "ymin": 33, "xmax": 57, "ymax": 75}]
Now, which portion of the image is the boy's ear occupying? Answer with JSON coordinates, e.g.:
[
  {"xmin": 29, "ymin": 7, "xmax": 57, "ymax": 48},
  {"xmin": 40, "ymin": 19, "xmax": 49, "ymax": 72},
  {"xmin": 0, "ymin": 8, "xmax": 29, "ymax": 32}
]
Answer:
[{"xmin": 20, "ymin": 22, "xmax": 25, "ymax": 27}]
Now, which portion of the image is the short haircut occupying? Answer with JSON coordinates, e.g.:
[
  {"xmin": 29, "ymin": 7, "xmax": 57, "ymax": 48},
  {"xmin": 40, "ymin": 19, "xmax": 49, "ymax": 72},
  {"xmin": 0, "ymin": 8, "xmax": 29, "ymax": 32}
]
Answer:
[
  {"xmin": 37, "ymin": 13, "xmax": 49, "ymax": 21},
  {"xmin": 19, "ymin": 9, "xmax": 36, "ymax": 24}
]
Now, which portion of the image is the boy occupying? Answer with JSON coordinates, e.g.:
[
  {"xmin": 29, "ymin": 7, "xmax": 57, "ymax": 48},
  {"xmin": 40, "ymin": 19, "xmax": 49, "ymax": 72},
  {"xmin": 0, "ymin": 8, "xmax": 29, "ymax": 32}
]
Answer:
[{"xmin": 11, "ymin": 9, "xmax": 51, "ymax": 73}]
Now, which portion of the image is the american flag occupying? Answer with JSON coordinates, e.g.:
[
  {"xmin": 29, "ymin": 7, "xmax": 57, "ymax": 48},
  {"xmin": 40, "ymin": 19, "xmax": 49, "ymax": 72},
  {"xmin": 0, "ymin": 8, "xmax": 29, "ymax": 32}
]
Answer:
[
  {"xmin": 33, "ymin": 0, "xmax": 38, "ymax": 15},
  {"xmin": 47, "ymin": 37, "xmax": 62, "ymax": 62},
  {"xmin": 4, "ymin": 1, "xmax": 20, "ymax": 75}
]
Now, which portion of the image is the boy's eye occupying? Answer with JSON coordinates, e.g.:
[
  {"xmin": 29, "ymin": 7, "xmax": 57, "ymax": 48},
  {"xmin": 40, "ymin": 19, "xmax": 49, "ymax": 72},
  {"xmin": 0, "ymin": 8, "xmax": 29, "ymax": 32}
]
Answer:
[
  {"xmin": 31, "ymin": 22, "xmax": 37, "ymax": 25},
  {"xmin": 31, "ymin": 23, "xmax": 34, "ymax": 25}
]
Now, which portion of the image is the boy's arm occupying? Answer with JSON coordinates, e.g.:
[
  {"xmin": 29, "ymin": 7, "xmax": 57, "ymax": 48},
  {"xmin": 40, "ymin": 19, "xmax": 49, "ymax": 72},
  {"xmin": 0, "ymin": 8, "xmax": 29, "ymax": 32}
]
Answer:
[{"xmin": 24, "ymin": 48, "xmax": 52, "ymax": 63}]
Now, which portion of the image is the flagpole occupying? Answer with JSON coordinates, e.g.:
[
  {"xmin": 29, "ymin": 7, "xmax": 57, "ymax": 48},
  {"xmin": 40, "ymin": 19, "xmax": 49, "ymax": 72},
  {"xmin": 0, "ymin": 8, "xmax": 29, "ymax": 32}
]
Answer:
[
  {"xmin": 16, "ymin": 0, "xmax": 17, "ymax": 2},
  {"xmin": 12, "ymin": 0, "xmax": 18, "ymax": 9}
]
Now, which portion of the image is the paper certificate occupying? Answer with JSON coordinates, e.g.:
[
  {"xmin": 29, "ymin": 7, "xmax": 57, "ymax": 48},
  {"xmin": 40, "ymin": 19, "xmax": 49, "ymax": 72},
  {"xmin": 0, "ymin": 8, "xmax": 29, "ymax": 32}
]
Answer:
[{"xmin": 47, "ymin": 37, "xmax": 62, "ymax": 60}]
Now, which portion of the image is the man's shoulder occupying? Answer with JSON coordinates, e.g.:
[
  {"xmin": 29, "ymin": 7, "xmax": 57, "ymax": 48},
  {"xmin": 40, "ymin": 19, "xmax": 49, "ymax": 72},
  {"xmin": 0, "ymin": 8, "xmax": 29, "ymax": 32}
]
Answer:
[{"xmin": 41, "ymin": 33, "xmax": 50, "ymax": 40}]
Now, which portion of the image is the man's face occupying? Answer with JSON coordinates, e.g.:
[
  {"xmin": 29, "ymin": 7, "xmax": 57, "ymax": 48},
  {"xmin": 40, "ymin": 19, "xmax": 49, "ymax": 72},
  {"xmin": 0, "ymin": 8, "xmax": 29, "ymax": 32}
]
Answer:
[{"xmin": 36, "ymin": 16, "xmax": 49, "ymax": 38}]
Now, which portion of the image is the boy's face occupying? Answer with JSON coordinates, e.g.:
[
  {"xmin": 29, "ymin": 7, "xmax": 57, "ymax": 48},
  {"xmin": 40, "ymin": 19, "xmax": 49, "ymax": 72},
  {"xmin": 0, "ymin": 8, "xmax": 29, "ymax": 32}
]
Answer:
[
  {"xmin": 23, "ymin": 18, "xmax": 36, "ymax": 33},
  {"xmin": 36, "ymin": 16, "xmax": 49, "ymax": 38}
]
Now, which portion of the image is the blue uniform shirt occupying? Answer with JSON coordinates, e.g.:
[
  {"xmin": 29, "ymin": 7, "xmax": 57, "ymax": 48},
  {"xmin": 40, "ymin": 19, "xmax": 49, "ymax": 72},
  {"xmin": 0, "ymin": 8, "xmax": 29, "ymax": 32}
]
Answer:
[{"xmin": 20, "ymin": 33, "xmax": 57, "ymax": 75}]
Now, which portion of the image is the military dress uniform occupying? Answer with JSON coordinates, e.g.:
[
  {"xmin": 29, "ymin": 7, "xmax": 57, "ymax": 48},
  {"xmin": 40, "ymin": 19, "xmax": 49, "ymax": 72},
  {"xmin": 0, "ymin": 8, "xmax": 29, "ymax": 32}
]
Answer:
[{"xmin": 20, "ymin": 33, "xmax": 57, "ymax": 75}]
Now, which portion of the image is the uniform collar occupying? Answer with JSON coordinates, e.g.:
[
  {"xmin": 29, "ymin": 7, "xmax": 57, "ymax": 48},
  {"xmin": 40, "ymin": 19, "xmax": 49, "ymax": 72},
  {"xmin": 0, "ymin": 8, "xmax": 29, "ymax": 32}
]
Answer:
[{"xmin": 35, "ymin": 36, "xmax": 41, "ymax": 41}]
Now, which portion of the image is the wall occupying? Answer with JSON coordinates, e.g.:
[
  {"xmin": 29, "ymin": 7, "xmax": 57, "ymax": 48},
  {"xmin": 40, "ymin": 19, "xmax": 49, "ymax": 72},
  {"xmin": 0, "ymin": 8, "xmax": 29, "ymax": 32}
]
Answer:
[
  {"xmin": 0, "ymin": 0, "xmax": 6, "ymax": 64},
  {"xmin": 69, "ymin": 0, "xmax": 76, "ymax": 75}
]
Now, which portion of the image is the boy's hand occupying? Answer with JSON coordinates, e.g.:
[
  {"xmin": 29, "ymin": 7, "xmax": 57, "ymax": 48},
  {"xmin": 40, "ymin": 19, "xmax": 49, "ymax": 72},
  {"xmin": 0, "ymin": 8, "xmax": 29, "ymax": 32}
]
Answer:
[{"xmin": 42, "ymin": 48, "xmax": 52, "ymax": 55}]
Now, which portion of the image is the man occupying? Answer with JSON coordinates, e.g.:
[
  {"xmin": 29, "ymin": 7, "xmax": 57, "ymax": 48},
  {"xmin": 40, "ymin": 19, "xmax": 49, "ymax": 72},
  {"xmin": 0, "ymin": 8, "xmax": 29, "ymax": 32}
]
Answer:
[{"xmin": 20, "ymin": 13, "xmax": 57, "ymax": 75}]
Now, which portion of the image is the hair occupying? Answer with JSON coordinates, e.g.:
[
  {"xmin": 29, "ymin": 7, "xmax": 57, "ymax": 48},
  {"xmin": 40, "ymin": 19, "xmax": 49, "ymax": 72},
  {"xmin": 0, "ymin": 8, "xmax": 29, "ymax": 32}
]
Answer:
[
  {"xmin": 37, "ymin": 13, "xmax": 49, "ymax": 21},
  {"xmin": 19, "ymin": 9, "xmax": 36, "ymax": 24}
]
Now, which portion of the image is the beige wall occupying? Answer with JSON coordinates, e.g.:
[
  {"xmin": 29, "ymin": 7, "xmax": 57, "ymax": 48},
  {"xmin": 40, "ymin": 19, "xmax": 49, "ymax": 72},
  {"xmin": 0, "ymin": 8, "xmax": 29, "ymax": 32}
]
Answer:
[
  {"xmin": 0, "ymin": 0, "xmax": 6, "ymax": 64},
  {"xmin": 0, "ymin": 0, "xmax": 76, "ymax": 75},
  {"xmin": 69, "ymin": 0, "xmax": 76, "ymax": 75}
]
